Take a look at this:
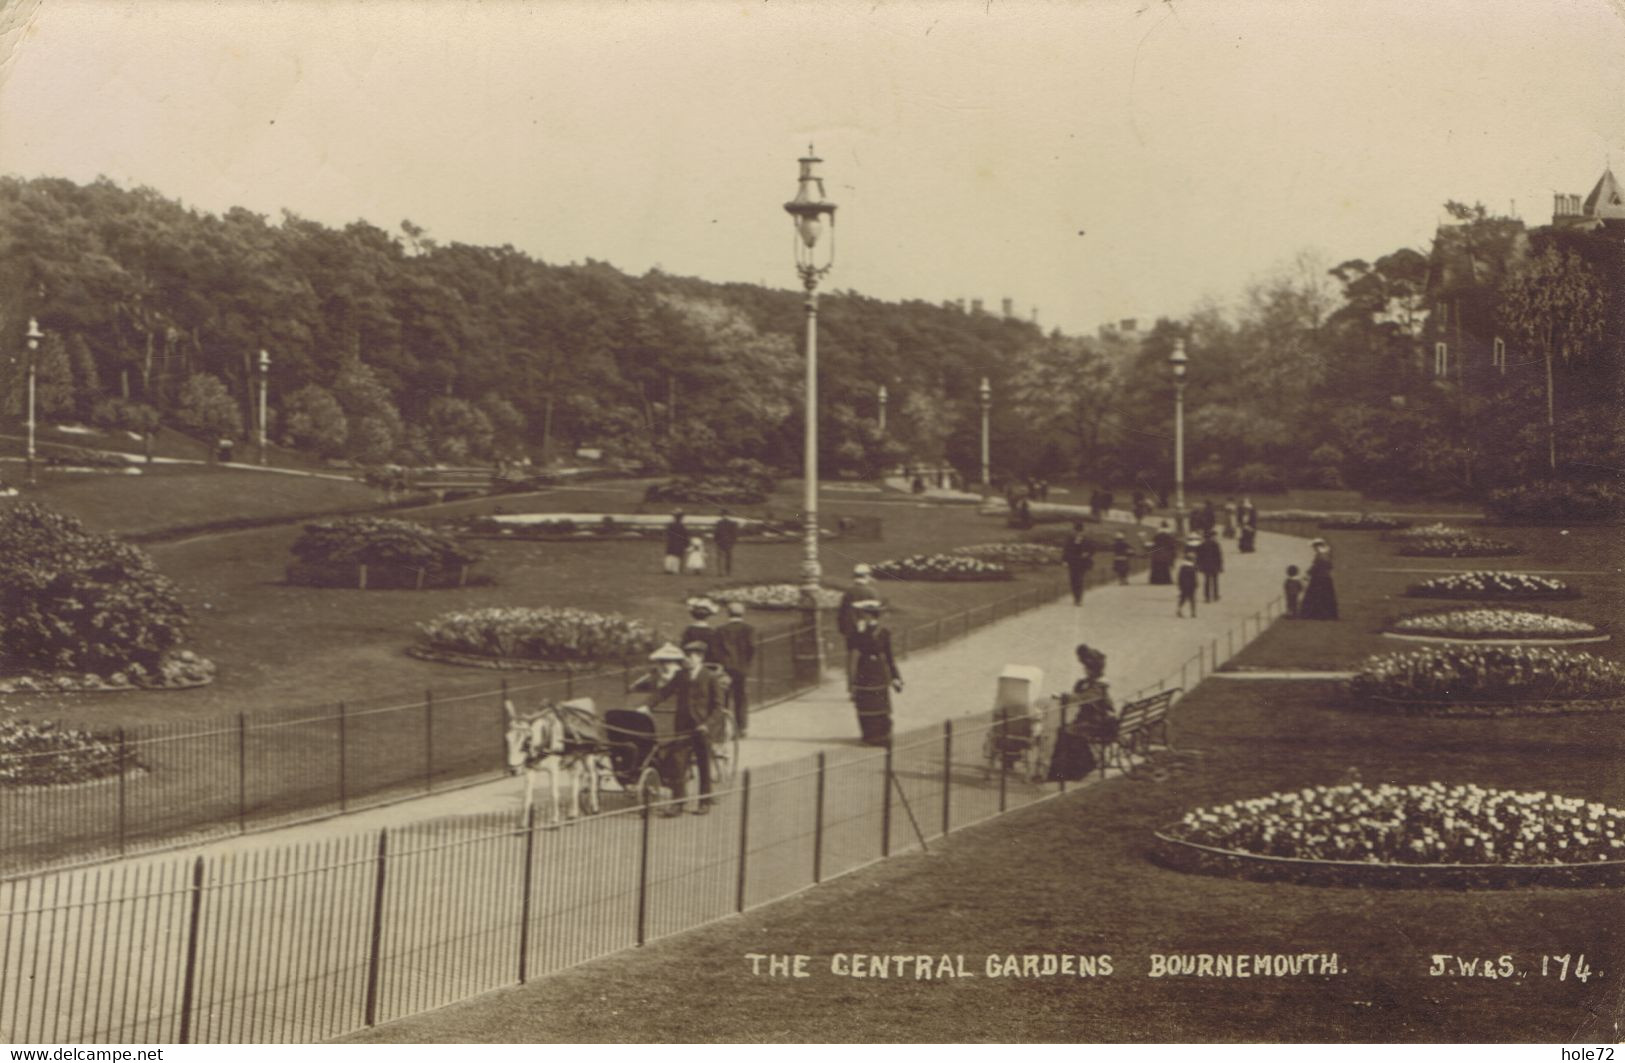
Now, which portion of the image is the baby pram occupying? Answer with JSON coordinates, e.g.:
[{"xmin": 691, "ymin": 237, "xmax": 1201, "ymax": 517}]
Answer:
[{"xmin": 981, "ymin": 665, "xmax": 1047, "ymax": 782}]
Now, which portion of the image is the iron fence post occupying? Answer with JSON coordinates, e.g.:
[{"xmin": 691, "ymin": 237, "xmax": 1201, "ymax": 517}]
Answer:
[
  {"xmin": 941, "ymin": 721, "xmax": 952, "ymax": 836},
  {"xmin": 237, "ymin": 713, "xmax": 248, "ymax": 833},
  {"xmin": 736, "ymin": 769, "xmax": 752, "ymax": 913},
  {"xmin": 881, "ymin": 744, "xmax": 893, "ymax": 857},
  {"xmin": 812, "ymin": 752, "xmax": 826, "ymax": 884},
  {"xmin": 999, "ymin": 729, "xmax": 1008, "ymax": 813},
  {"xmin": 116, "ymin": 728, "xmax": 128, "ymax": 856},
  {"xmin": 177, "ymin": 856, "xmax": 205, "ymax": 1044},
  {"xmin": 338, "ymin": 701, "xmax": 349, "ymax": 812},
  {"xmin": 363, "ymin": 829, "xmax": 388, "ymax": 1026},
  {"xmin": 424, "ymin": 691, "xmax": 434, "ymax": 792},
  {"xmin": 636, "ymin": 804, "xmax": 651, "ymax": 946},
  {"xmin": 518, "ymin": 806, "xmax": 536, "ymax": 984}
]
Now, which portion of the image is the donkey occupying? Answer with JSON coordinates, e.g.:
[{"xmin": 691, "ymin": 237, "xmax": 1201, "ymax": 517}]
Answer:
[{"xmin": 503, "ymin": 697, "xmax": 604, "ymax": 825}]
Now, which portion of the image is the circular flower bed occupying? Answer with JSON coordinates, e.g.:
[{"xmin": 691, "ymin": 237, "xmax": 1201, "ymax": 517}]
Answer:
[
  {"xmin": 1406, "ymin": 571, "xmax": 1578, "ymax": 600},
  {"xmin": 951, "ymin": 542, "xmax": 1062, "ymax": 567},
  {"xmin": 1385, "ymin": 522, "xmax": 1474, "ymax": 540},
  {"xmin": 870, "ymin": 554, "xmax": 1012, "ymax": 582},
  {"xmin": 1317, "ymin": 514, "xmax": 1411, "ymax": 531},
  {"xmin": 1385, "ymin": 608, "xmax": 1603, "ymax": 644},
  {"xmin": 411, "ymin": 607, "xmax": 660, "ymax": 670},
  {"xmin": 705, "ymin": 583, "xmax": 846, "ymax": 610},
  {"xmin": 1347, "ymin": 645, "xmax": 1625, "ymax": 716},
  {"xmin": 0, "ymin": 719, "xmax": 142, "ymax": 789},
  {"xmin": 1154, "ymin": 782, "xmax": 1625, "ymax": 887},
  {"xmin": 0, "ymin": 650, "xmax": 216, "ymax": 694},
  {"xmin": 1395, "ymin": 534, "xmax": 1520, "ymax": 558}
]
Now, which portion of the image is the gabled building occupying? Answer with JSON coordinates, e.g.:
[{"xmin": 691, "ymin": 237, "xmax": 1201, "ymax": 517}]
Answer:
[{"xmin": 1552, "ymin": 167, "xmax": 1625, "ymax": 238}]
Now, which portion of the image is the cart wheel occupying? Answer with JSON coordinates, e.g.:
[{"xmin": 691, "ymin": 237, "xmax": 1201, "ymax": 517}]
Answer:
[
  {"xmin": 711, "ymin": 715, "xmax": 739, "ymax": 787},
  {"xmin": 637, "ymin": 766, "xmax": 663, "ymax": 810}
]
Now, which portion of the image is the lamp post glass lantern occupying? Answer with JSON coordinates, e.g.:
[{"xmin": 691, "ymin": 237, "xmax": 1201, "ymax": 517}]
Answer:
[
  {"xmin": 783, "ymin": 145, "xmax": 837, "ymax": 672},
  {"xmin": 877, "ymin": 384, "xmax": 887, "ymax": 435},
  {"xmin": 24, "ymin": 317, "xmax": 43, "ymax": 485},
  {"xmin": 257, "ymin": 349, "xmax": 271, "ymax": 465},
  {"xmin": 1169, "ymin": 338, "xmax": 1188, "ymax": 535}
]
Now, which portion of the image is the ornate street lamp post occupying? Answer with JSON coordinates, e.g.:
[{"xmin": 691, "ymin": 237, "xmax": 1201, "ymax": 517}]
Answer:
[
  {"xmin": 877, "ymin": 384, "xmax": 887, "ymax": 435},
  {"xmin": 257, "ymin": 348, "xmax": 271, "ymax": 466},
  {"xmin": 24, "ymin": 318, "xmax": 42, "ymax": 486},
  {"xmin": 978, "ymin": 376, "xmax": 992, "ymax": 492},
  {"xmin": 1170, "ymin": 338, "xmax": 1188, "ymax": 535},
  {"xmin": 783, "ymin": 145, "xmax": 837, "ymax": 675}
]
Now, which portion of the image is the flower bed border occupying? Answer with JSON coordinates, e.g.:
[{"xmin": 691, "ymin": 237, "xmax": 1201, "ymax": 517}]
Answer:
[
  {"xmin": 1394, "ymin": 543, "xmax": 1522, "ymax": 559},
  {"xmin": 405, "ymin": 645, "xmax": 630, "ymax": 673},
  {"xmin": 0, "ymin": 673, "xmax": 215, "ymax": 695},
  {"xmin": 1149, "ymin": 832, "xmax": 1625, "ymax": 889},
  {"xmin": 1348, "ymin": 692, "xmax": 1625, "ymax": 719},
  {"xmin": 1380, "ymin": 632, "xmax": 1610, "ymax": 647},
  {"xmin": 1318, "ymin": 519, "xmax": 1412, "ymax": 531},
  {"xmin": 703, "ymin": 584, "xmax": 846, "ymax": 611},
  {"xmin": 1404, "ymin": 587, "xmax": 1581, "ymax": 601},
  {"xmin": 286, "ymin": 561, "xmax": 487, "ymax": 590},
  {"xmin": 872, "ymin": 571, "xmax": 1014, "ymax": 583}
]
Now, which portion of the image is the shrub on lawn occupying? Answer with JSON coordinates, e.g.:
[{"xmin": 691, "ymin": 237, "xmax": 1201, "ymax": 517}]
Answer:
[
  {"xmin": 1317, "ymin": 514, "xmax": 1410, "ymax": 531},
  {"xmin": 1348, "ymin": 645, "xmax": 1625, "ymax": 705},
  {"xmin": 1386, "ymin": 522, "xmax": 1474, "ymax": 539},
  {"xmin": 1387, "ymin": 608, "xmax": 1599, "ymax": 640},
  {"xmin": 0, "ymin": 503, "xmax": 192, "ymax": 677},
  {"xmin": 291, "ymin": 517, "xmax": 480, "ymax": 572},
  {"xmin": 1394, "ymin": 534, "xmax": 1519, "ymax": 558},
  {"xmin": 1166, "ymin": 782, "xmax": 1625, "ymax": 865},
  {"xmin": 0, "ymin": 719, "xmax": 141, "ymax": 789},
  {"xmin": 417, "ymin": 606, "xmax": 660, "ymax": 664},
  {"xmin": 645, "ymin": 458, "xmax": 777, "ymax": 506},
  {"xmin": 1407, "ymin": 571, "xmax": 1576, "ymax": 600},
  {"xmin": 870, "ymin": 554, "xmax": 1012, "ymax": 581},
  {"xmin": 1485, "ymin": 481, "xmax": 1625, "ymax": 523}
]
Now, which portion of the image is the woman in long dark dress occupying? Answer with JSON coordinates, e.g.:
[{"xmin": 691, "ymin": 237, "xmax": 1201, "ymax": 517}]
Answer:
[
  {"xmin": 846, "ymin": 600, "xmax": 902, "ymax": 746},
  {"xmin": 1299, "ymin": 539, "xmax": 1339, "ymax": 620},
  {"xmin": 1148, "ymin": 522, "xmax": 1177, "ymax": 584}
]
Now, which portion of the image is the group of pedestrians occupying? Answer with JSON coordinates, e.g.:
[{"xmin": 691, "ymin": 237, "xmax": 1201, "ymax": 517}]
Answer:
[{"xmin": 662, "ymin": 509, "xmax": 742, "ymax": 577}]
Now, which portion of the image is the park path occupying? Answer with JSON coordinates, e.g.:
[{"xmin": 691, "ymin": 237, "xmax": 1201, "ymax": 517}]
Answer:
[{"xmin": 90, "ymin": 524, "xmax": 1300, "ymax": 859}]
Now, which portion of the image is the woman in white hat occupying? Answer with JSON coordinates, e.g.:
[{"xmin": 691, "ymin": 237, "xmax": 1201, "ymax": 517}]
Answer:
[{"xmin": 846, "ymin": 599, "xmax": 902, "ymax": 746}]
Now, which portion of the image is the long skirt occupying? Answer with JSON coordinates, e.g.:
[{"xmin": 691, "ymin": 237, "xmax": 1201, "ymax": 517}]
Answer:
[
  {"xmin": 1238, "ymin": 527, "xmax": 1256, "ymax": 553},
  {"xmin": 1148, "ymin": 560, "xmax": 1173, "ymax": 584},
  {"xmin": 1300, "ymin": 575, "xmax": 1339, "ymax": 620},
  {"xmin": 852, "ymin": 685, "xmax": 892, "ymax": 745}
]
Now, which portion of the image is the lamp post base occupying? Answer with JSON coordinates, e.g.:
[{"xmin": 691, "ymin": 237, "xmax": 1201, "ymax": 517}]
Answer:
[{"xmin": 792, "ymin": 602, "xmax": 825, "ymax": 687}]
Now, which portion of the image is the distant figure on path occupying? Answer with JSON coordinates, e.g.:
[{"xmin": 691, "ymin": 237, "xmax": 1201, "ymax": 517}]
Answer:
[
  {"xmin": 663, "ymin": 510, "xmax": 689, "ymax": 575},
  {"xmin": 1111, "ymin": 532, "xmax": 1133, "ymax": 585},
  {"xmin": 1222, "ymin": 498, "xmax": 1238, "ymax": 539},
  {"xmin": 846, "ymin": 600, "xmax": 901, "ymax": 746},
  {"xmin": 1131, "ymin": 490, "xmax": 1151, "ymax": 525},
  {"xmin": 684, "ymin": 535, "xmax": 708, "ymax": 576},
  {"xmin": 1196, "ymin": 529, "xmax": 1224, "ymax": 603},
  {"xmin": 1299, "ymin": 539, "xmax": 1340, "ymax": 620},
  {"xmin": 1283, "ymin": 565, "xmax": 1305, "ymax": 618},
  {"xmin": 713, "ymin": 509, "xmax": 740, "ymax": 575},
  {"xmin": 712, "ymin": 601, "xmax": 756, "ymax": 737},
  {"xmin": 1061, "ymin": 521, "xmax": 1096, "ymax": 606},
  {"xmin": 1148, "ymin": 521, "xmax": 1177, "ymax": 585},
  {"xmin": 1175, "ymin": 540, "xmax": 1200, "ymax": 617},
  {"xmin": 837, "ymin": 563, "xmax": 879, "ymax": 652}
]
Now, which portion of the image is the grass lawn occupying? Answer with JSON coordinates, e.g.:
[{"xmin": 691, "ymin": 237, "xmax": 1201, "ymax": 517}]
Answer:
[{"xmin": 343, "ymin": 516, "xmax": 1625, "ymax": 1043}]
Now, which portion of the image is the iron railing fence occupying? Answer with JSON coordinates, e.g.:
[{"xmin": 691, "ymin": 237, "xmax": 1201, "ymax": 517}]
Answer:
[
  {"xmin": 1, "ymin": 562, "xmax": 1135, "ymax": 879},
  {"xmin": 0, "ymin": 585, "xmax": 1280, "ymax": 1045}
]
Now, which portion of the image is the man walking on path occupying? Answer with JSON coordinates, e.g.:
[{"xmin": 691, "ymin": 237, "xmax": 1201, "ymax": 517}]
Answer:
[
  {"xmin": 837, "ymin": 563, "xmax": 880, "ymax": 652},
  {"xmin": 1176, "ymin": 540, "xmax": 1200, "ymax": 617},
  {"xmin": 713, "ymin": 509, "xmax": 740, "ymax": 575},
  {"xmin": 712, "ymin": 601, "xmax": 756, "ymax": 737},
  {"xmin": 1061, "ymin": 520, "xmax": 1096, "ymax": 605},
  {"xmin": 663, "ymin": 510, "xmax": 689, "ymax": 575},
  {"xmin": 1196, "ymin": 528, "xmax": 1224, "ymax": 603}
]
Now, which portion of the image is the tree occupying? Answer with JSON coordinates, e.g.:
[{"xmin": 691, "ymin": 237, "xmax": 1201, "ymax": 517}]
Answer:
[
  {"xmin": 1009, "ymin": 336, "xmax": 1116, "ymax": 474},
  {"xmin": 1500, "ymin": 247, "xmax": 1606, "ymax": 471},
  {"xmin": 425, "ymin": 397, "xmax": 494, "ymax": 462},
  {"xmin": 175, "ymin": 373, "xmax": 243, "ymax": 438},
  {"xmin": 281, "ymin": 384, "xmax": 349, "ymax": 458}
]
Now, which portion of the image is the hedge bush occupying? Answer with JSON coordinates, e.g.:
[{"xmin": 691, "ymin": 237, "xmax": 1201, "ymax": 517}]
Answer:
[
  {"xmin": 645, "ymin": 458, "xmax": 777, "ymax": 506},
  {"xmin": 0, "ymin": 503, "xmax": 191, "ymax": 677},
  {"xmin": 291, "ymin": 517, "xmax": 480, "ymax": 573},
  {"xmin": 1485, "ymin": 481, "xmax": 1625, "ymax": 523}
]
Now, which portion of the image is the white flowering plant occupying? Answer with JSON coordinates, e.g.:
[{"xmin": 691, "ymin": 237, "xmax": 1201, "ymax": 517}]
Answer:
[
  {"xmin": 705, "ymin": 583, "xmax": 845, "ymax": 610},
  {"xmin": 871, "ymin": 554, "xmax": 1013, "ymax": 581},
  {"xmin": 1348, "ymin": 645, "xmax": 1625, "ymax": 704},
  {"xmin": 1167, "ymin": 782, "xmax": 1625, "ymax": 865},
  {"xmin": 418, "ymin": 606, "xmax": 661, "ymax": 663},
  {"xmin": 1396, "ymin": 533, "xmax": 1520, "ymax": 558},
  {"xmin": 0, "ymin": 719, "xmax": 139, "ymax": 789},
  {"xmin": 1388, "ymin": 608, "xmax": 1599, "ymax": 640},
  {"xmin": 1317, "ymin": 514, "xmax": 1411, "ymax": 530},
  {"xmin": 951, "ymin": 542, "xmax": 1063, "ymax": 567},
  {"xmin": 1407, "ymin": 571, "xmax": 1576, "ymax": 600}
]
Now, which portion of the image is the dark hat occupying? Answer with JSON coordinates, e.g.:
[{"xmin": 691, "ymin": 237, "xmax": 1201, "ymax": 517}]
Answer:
[{"xmin": 1074, "ymin": 643, "xmax": 1106, "ymax": 673}]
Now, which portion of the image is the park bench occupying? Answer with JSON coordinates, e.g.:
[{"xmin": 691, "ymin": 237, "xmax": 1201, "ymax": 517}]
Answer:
[{"xmin": 1093, "ymin": 688, "xmax": 1180, "ymax": 778}]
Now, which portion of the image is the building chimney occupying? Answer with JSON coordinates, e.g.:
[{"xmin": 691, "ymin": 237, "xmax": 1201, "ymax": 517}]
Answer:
[
  {"xmin": 1001, "ymin": 297, "xmax": 1014, "ymax": 318},
  {"xmin": 971, "ymin": 298, "xmax": 984, "ymax": 315},
  {"xmin": 1030, "ymin": 306, "xmax": 1039, "ymax": 325}
]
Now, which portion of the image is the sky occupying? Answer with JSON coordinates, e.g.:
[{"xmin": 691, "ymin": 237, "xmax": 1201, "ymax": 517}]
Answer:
[{"xmin": 1, "ymin": 0, "xmax": 1622, "ymax": 335}]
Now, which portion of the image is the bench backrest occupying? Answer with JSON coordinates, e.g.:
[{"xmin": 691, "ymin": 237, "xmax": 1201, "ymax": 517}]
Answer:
[{"xmin": 1117, "ymin": 689, "xmax": 1179, "ymax": 731}]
